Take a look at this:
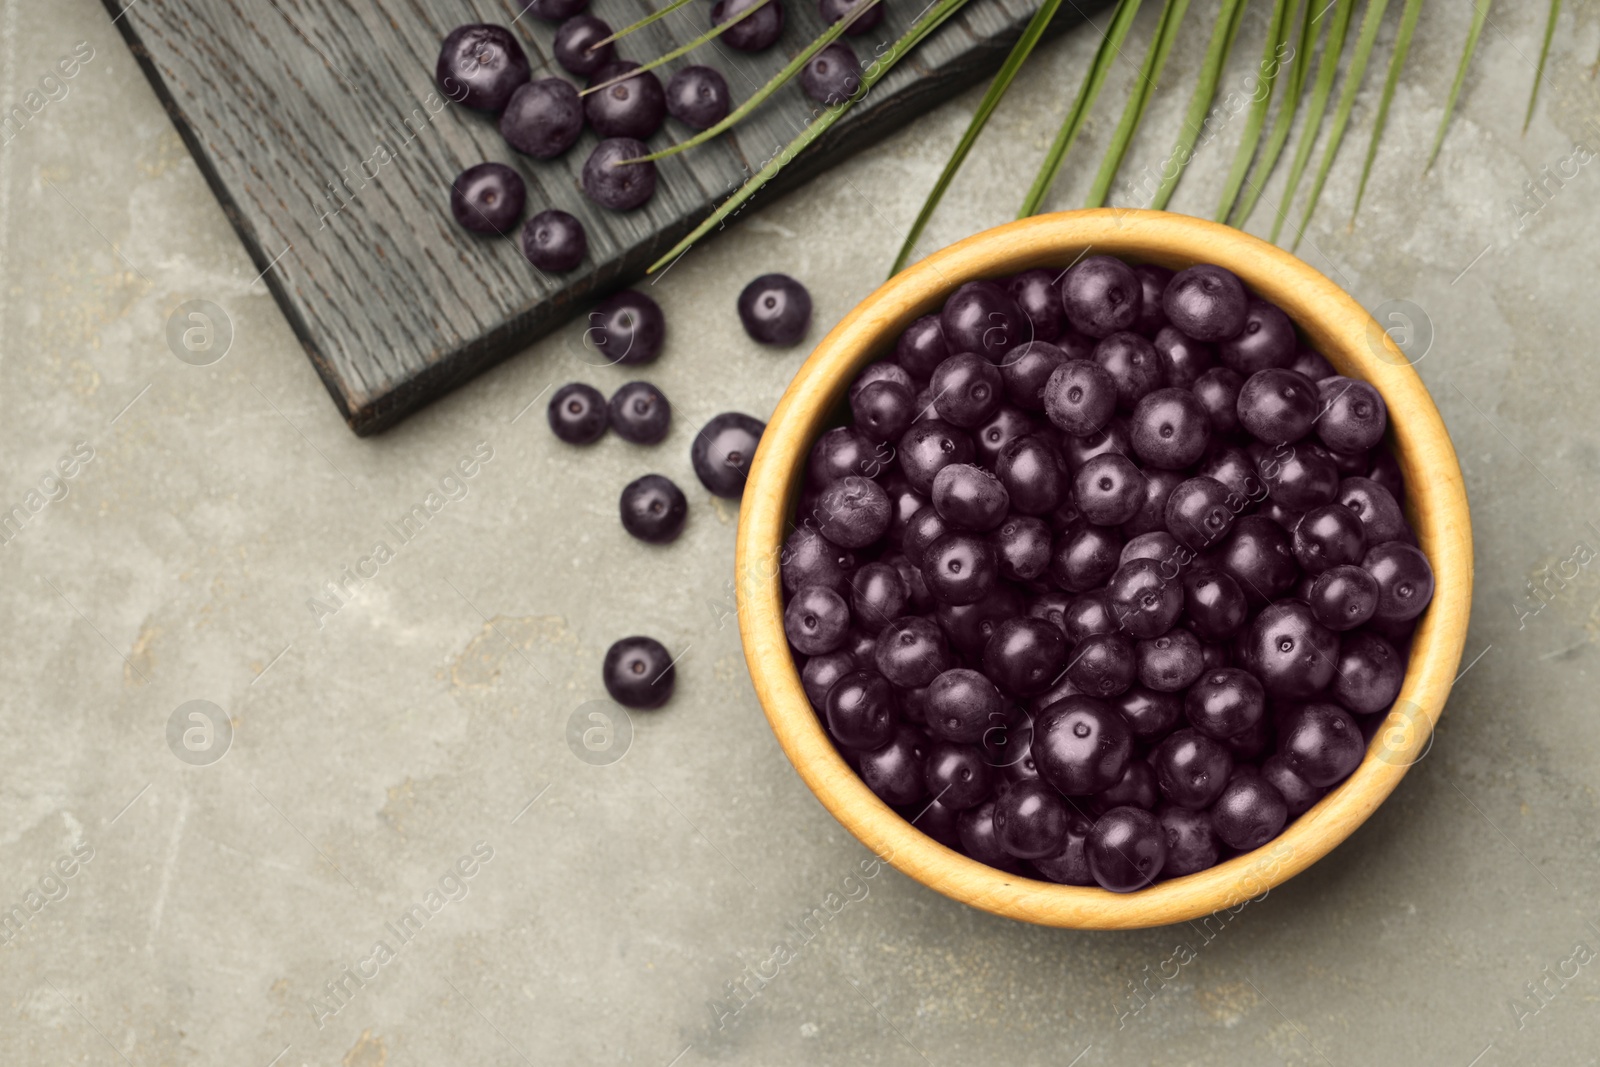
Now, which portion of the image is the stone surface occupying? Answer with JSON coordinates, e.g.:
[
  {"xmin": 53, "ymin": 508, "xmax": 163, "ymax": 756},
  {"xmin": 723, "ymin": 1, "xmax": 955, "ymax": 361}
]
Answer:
[{"xmin": 3, "ymin": 1, "xmax": 1600, "ymax": 1065}]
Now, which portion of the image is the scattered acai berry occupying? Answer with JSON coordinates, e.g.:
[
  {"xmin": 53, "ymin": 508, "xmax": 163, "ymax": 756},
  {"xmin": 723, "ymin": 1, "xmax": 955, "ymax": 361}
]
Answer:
[
  {"xmin": 781, "ymin": 254, "xmax": 1434, "ymax": 893},
  {"xmin": 603, "ymin": 635, "xmax": 675, "ymax": 708},
  {"xmin": 437, "ymin": 24, "xmax": 530, "ymax": 112},
  {"xmin": 585, "ymin": 61, "xmax": 667, "ymax": 140},
  {"xmin": 591, "ymin": 289, "xmax": 666, "ymax": 365},
  {"xmin": 738, "ymin": 273, "xmax": 813, "ymax": 346},
  {"xmin": 548, "ymin": 382, "xmax": 608, "ymax": 444},
  {"xmin": 521, "ymin": 209, "xmax": 588, "ymax": 272},
  {"xmin": 620, "ymin": 474, "xmax": 689, "ymax": 543},
  {"xmin": 712, "ymin": 0, "xmax": 786, "ymax": 51},
  {"xmin": 500, "ymin": 78, "xmax": 585, "ymax": 158},
  {"xmin": 608, "ymin": 381, "xmax": 672, "ymax": 443},
  {"xmin": 801, "ymin": 42, "xmax": 862, "ymax": 106},
  {"xmin": 692, "ymin": 412, "xmax": 765, "ymax": 498},
  {"xmin": 666, "ymin": 65, "xmax": 732, "ymax": 129},
  {"xmin": 818, "ymin": 0, "xmax": 884, "ymax": 34},
  {"xmin": 522, "ymin": 0, "xmax": 589, "ymax": 22},
  {"xmin": 450, "ymin": 163, "xmax": 526, "ymax": 235},
  {"xmin": 554, "ymin": 14, "xmax": 614, "ymax": 77},
  {"xmin": 582, "ymin": 137, "xmax": 658, "ymax": 211}
]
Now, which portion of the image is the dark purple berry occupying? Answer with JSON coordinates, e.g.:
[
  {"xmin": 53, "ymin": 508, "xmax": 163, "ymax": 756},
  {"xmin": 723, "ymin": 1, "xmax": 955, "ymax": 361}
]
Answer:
[
  {"xmin": 957, "ymin": 800, "xmax": 1024, "ymax": 873},
  {"xmin": 450, "ymin": 163, "xmax": 525, "ymax": 235},
  {"xmin": 931, "ymin": 463, "xmax": 1008, "ymax": 532},
  {"xmin": 1211, "ymin": 770, "xmax": 1288, "ymax": 850},
  {"xmin": 1238, "ymin": 368, "xmax": 1319, "ymax": 444},
  {"xmin": 898, "ymin": 419, "xmax": 975, "ymax": 494},
  {"xmin": 1337, "ymin": 476, "xmax": 1409, "ymax": 546},
  {"xmin": 1217, "ymin": 299, "xmax": 1296, "ymax": 374},
  {"xmin": 941, "ymin": 281, "xmax": 1028, "ymax": 361},
  {"xmin": 1182, "ymin": 569, "xmax": 1249, "ymax": 640},
  {"xmin": 1159, "ymin": 804, "xmax": 1219, "ymax": 877},
  {"xmin": 665, "ymin": 65, "xmax": 731, "ymax": 128},
  {"xmin": 852, "ymin": 380, "xmax": 915, "ymax": 443},
  {"xmin": 801, "ymin": 41, "xmax": 862, "ymax": 105},
  {"xmin": 1033, "ymin": 810, "xmax": 1095, "ymax": 885},
  {"xmin": 581, "ymin": 137, "xmax": 657, "ymax": 210},
  {"xmin": 874, "ymin": 616, "xmax": 951, "ymax": 687},
  {"xmin": 437, "ymin": 24, "xmax": 530, "ymax": 112},
  {"xmin": 1164, "ymin": 475, "xmax": 1236, "ymax": 551},
  {"xmin": 859, "ymin": 725, "xmax": 928, "ymax": 806},
  {"xmin": 1034, "ymin": 695, "xmax": 1132, "ymax": 795},
  {"xmin": 922, "ymin": 532, "xmax": 998, "ymax": 605},
  {"xmin": 584, "ymin": 61, "xmax": 666, "ymax": 139},
  {"xmin": 818, "ymin": 0, "xmax": 884, "ymax": 34},
  {"xmin": 1132, "ymin": 265, "xmax": 1174, "ymax": 335},
  {"xmin": 993, "ymin": 779, "xmax": 1070, "ymax": 858},
  {"xmin": 1094, "ymin": 332, "xmax": 1166, "ymax": 411},
  {"xmin": 1292, "ymin": 503, "xmax": 1366, "ymax": 573},
  {"xmin": 782, "ymin": 526, "xmax": 855, "ymax": 593},
  {"xmin": 1006, "ymin": 269, "xmax": 1066, "ymax": 342},
  {"xmin": 1042, "ymin": 360, "xmax": 1117, "ymax": 436},
  {"xmin": 1216, "ymin": 516, "xmax": 1300, "ymax": 607},
  {"xmin": 1050, "ymin": 525, "xmax": 1123, "ymax": 593},
  {"xmin": 521, "ymin": 209, "xmax": 587, "ymax": 271},
  {"xmin": 785, "ymin": 584, "xmax": 850, "ymax": 654},
  {"xmin": 1135, "ymin": 629, "xmax": 1204, "ymax": 692},
  {"xmin": 1254, "ymin": 440, "xmax": 1339, "ymax": 510},
  {"xmin": 1278, "ymin": 701, "xmax": 1363, "ymax": 787},
  {"xmin": 926, "ymin": 668, "xmax": 1004, "ymax": 743},
  {"xmin": 982, "ymin": 617, "xmax": 1067, "ymax": 698},
  {"xmin": 924, "ymin": 742, "xmax": 992, "ymax": 810},
  {"xmin": 1163, "ymin": 264, "xmax": 1248, "ymax": 341},
  {"xmin": 825, "ymin": 671, "xmax": 897, "ymax": 750},
  {"xmin": 1065, "ymin": 631, "xmax": 1136, "ymax": 698},
  {"xmin": 712, "ymin": 0, "xmax": 785, "ymax": 51},
  {"xmin": 1000, "ymin": 340, "xmax": 1069, "ymax": 411},
  {"xmin": 522, "ymin": 0, "xmax": 589, "ymax": 21},
  {"xmin": 1193, "ymin": 366, "xmax": 1245, "ymax": 436},
  {"xmin": 1153, "ymin": 326, "xmax": 1214, "ymax": 388},
  {"xmin": 1184, "ymin": 667, "xmax": 1265, "ymax": 739},
  {"xmin": 1245, "ymin": 600, "xmax": 1338, "ymax": 698},
  {"xmin": 603, "ymin": 635, "xmax": 674, "ymax": 708},
  {"xmin": 1292, "ymin": 346, "xmax": 1336, "ymax": 380},
  {"xmin": 848, "ymin": 562, "xmax": 908, "ymax": 633},
  {"xmin": 1315, "ymin": 376, "xmax": 1388, "ymax": 453},
  {"xmin": 1121, "ymin": 468, "xmax": 1182, "ymax": 537},
  {"xmin": 738, "ymin": 273, "xmax": 812, "ymax": 346},
  {"xmin": 1152, "ymin": 728, "xmax": 1232, "ymax": 808},
  {"xmin": 592, "ymin": 289, "xmax": 665, "ymax": 365},
  {"xmin": 547, "ymin": 382, "xmax": 607, "ymax": 444},
  {"xmin": 1363, "ymin": 541, "xmax": 1434, "ymax": 622},
  {"xmin": 1262, "ymin": 754, "xmax": 1324, "ymax": 816},
  {"xmin": 817, "ymin": 475, "xmax": 891, "ymax": 548},
  {"xmin": 619, "ymin": 474, "xmax": 687, "ymax": 543},
  {"xmin": 1088, "ymin": 807, "xmax": 1166, "ymax": 892},
  {"xmin": 895, "ymin": 314, "xmax": 948, "ymax": 378},
  {"xmin": 554, "ymin": 15, "xmax": 614, "ymax": 76},
  {"xmin": 691, "ymin": 412, "xmax": 764, "ymax": 498},
  {"xmin": 1075, "ymin": 453, "xmax": 1146, "ymax": 527},
  {"xmin": 1106, "ymin": 557, "xmax": 1183, "ymax": 639},
  {"xmin": 607, "ymin": 381, "xmax": 671, "ymax": 443},
  {"xmin": 929, "ymin": 352, "xmax": 1003, "ymax": 428},
  {"xmin": 1332, "ymin": 629, "xmax": 1405, "ymax": 714},
  {"xmin": 1307, "ymin": 564, "xmax": 1379, "ymax": 631},
  {"xmin": 501, "ymin": 79, "xmax": 584, "ymax": 158},
  {"xmin": 1131, "ymin": 387, "xmax": 1211, "ymax": 469},
  {"xmin": 802, "ymin": 651, "xmax": 854, "ymax": 708},
  {"xmin": 1094, "ymin": 758, "xmax": 1160, "ymax": 813},
  {"xmin": 1061, "ymin": 255, "xmax": 1142, "ymax": 338},
  {"xmin": 973, "ymin": 406, "xmax": 1036, "ymax": 468}
]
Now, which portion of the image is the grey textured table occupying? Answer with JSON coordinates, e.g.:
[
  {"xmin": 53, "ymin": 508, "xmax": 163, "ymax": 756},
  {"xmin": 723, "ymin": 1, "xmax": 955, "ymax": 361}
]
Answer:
[{"xmin": 4, "ymin": 1, "xmax": 1599, "ymax": 1064}]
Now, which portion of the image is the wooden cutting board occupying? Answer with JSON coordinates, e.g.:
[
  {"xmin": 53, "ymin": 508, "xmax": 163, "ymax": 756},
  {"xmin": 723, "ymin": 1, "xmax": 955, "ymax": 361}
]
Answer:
[{"xmin": 105, "ymin": 0, "xmax": 1111, "ymax": 434}]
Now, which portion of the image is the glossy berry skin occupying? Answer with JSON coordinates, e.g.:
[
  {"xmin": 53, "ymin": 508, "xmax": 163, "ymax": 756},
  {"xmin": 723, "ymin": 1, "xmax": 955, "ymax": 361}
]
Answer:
[
  {"xmin": 712, "ymin": 0, "xmax": 785, "ymax": 51},
  {"xmin": 782, "ymin": 526, "xmax": 855, "ymax": 593},
  {"xmin": 1211, "ymin": 771, "xmax": 1288, "ymax": 850},
  {"xmin": 554, "ymin": 14, "xmax": 613, "ymax": 76},
  {"xmin": 1122, "ymin": 530, "xmax": 1179, "ymax": 565},
  {"xmin": 607, "ymin": 380, "xmax": 671, "ymax": 443},
  {"xmin": 1106, "ymin": 558, "xmax": 1183, "ymax": 639},
  {"xmin": 926, "ymin": 668, "xmax": 1004, "ymax": 743},
  {"xmin": 500, "ymin": 78, "xmax": 584, "ymax": 158},
  {"xmin": 1279, "ymin": 701, "xmax": 1364, "ymax": 787},
  {"xmin": 859, "ymin": 725, "xmax": 928, "ymax": 806},
  {"xmin": 1332, "ymin": 629, "xmax": 1404, "ymax": 714},
  {"xmin": 801, "ymin": 41, "xmax": 862, "ymax": 104},
  {"xmin": 1007, "ymin": 269, "xmax": 1066, "ymax": 342},
  {"xmin": 603, "ymin": 635, "xmax": 675, "ymax": 708},
  {"xmin": 850, "ymin": 360, "xmax": 914, "ymax": 399},
  {"xmin": 1065, "ymin": 632, "xmax": 1136, "ymax": 698},
  {"xmin": 436, "ymin": 24, "xmax": 530, "ymax": 112},
  {"xmin": 1159, "ymin": 804, "xmax": 1219, "ymax": 877},
  {"xmin": 585, "ymin": 62, "xmax": 666, "ymax": 139},
  {"xmin": 819, "ymin": 0, "xmax": 884, "ymax": 32},
  {"xmin": 665, "ymin": 65, "xmax": 731, "ymax": 128},
  {"xmin": 582, "ymin": 137, "xmax": 657, "ymax": 210},
  {"xmin": 1182, "ymin": 569, "xmax": 1248, "ymax": 640},
  {"xmin": 523, "ymin": 0, "xmax": 589, "ymax": 20},
  {"xmin": 825, "ymin": 671, "xmax": 898, "ymax": 750},
  {"xmin": 1254, "ymin": 440, "xmax": 1339, "ymax": 510},
  {"xmin": 1163, "ymin": 264, "xmax": 1248, "ymax": 342},
  {"xmin": 1093, "ymin": 758, "xmax": 1159, "ymax": 813},
  {"xmin": 806, "ymin": 426, "xmax": 874, "ymax": 486},
  {"xmin": 937, "ymin": 586, "xmax": 1023, "ymax": 656},
  {"xmin": 874, "ymin": 616, "xmax": 951, "ymax": 687},
  {"xmin": 932, "ymin": 463, "xmax": 1009, "ymax": 531},
  {"xmin": 737, "ymin": 273, "xmax": 812, "ymax": 346},
  {"xmin": 1133, "ymin": 629, "xmax": 1201, "ymax": 692},
  {"xmin": 995, "ymin": 435, "xmax": 1064, "ymax": 515},
  {"xmin": 1115, "ymin": 687, "xmax": 1183, "ymax": 742},
  {"xmin": 1308, "ymin": 564, "xmax": 1379, "ymax": 631},
  {"xmin": 1000, "ymin": 341, "xmax": 1069, "ymax": 411},
  {"xmin": 1185, "ymin": 667, "xmax": 1264, "ymax": 739},
  {"xmin": 521, "ymin": 209, "xmax": 587, "ymax": 271},
  {"xmin": 1200, "ymin": 445, "xmax": 1263, "ymax": 500},
  {"xmin": 1337, "ymin": 477, "xmax": 1409, "ymax": 546},
  {"xmin": 1193, "ymin": 366, "xmax": 1245, "ymax": 436},
  {"xmin": 941, "ymin": 280, "xmax": 1028, "ymax": 361},
  {"xmin": 619, "ymin": 474, "xmax": 687, "ymax": 543},
  {"xmin": 957, "ymin": 800, "xmax": 1023, "ymax": 873},
  {"xmin": 1034, "ymin": 695, "xmax": 1132, "ymax": 795},
  {"xmin": 784, "ymin": 584, "xmax": 849, "ymax": 654},
  {"xmin": 1216, "ymin": 517, "xmax": 1299, "ymax": 607},
  {"xmin": 1088, "ymin": 807, "xmax": 1166, "ymax": 892},
  {"xmin": 1122, "ymin": 469, "xmax": 1182, "ymax": 538},
  {"xmin": 450, "ymin": 163, "xmax": 526, "ymax": 235},
  {"xmin": 802, "ymin": 651, "xmax": 854, "ymax": 708},
  {"xmin": 1032, "ymin": 810, "xmax": 1095, "ymax": 885},
  {"xmin": 1075, "ymin": 453, "xmax": 1145, "ymax": 527},
  {"xmin": 982, "ymin": 616, "xmax": 1068, "ymax": 697},
  {"xmin": 1131, "ymin": 387, "xmax": 1211, "ymax": 469},
  {"xmin": 991, "ymin": 516, "xmax": 1052, "ymax": 581},
  {"xmin": 895, "ymin": 314, "xmax": 948, "ymax": 378},
  {"xmin": 1152, "ymin": 728, "xmax": 1233, "ymax": 808},
  {"xmin": 1363, "ymin": 541, "xmax": 1435, "ymax": 622},
  {"xmin": 691, "ymin": 412, "xmax": 764, "ymax": 498},
  {"xmin": 1261, "ymin": 754, "xmax": 1324, "ymax": 816},
  {"xmin": 924, "ymin": 742, "xmax": 992, "ymax": 810},
  {"xmin": 1043, "ymin": 360, "xmax": 1118, "ymax": 437},
  {"xmin": 1061, "ymin": 592, "xmax": 1118, "ymax": 644},
  {"xmin": 922, "ymin": 532, "xmax": 998, "ymax": 606},
  {"xmin": 1094, "ymin": 332, "xmax": 1166, "ymax": 411},
  {"xmin": 900, "ymin": 505, "xmax": 948, "ymax": 569},
  {"xmin": 816, "ymin": 475, "xmax": 891, "ymax": 548},
  {"xmin": 993, "ymin": 779, "xmax": 1071, "ymax": 858},
  {"xmin": 547, "ymin": 382, "xmax": 607, "ymax": 443},
  {"xmin": 1050, "ymin": 526, "xmax": 1122, "ymax": 594},
  {"xmin": 1061, "ymin": 255, "xmax": 1142, "ymax": 338},
  {"xmin": 1245, "ymin": 600, "xmax": 1338, "ymax": 698},
  {"xmin": 929, "ymin": 353, "xmax": 1003, "ymax": 428},
  {"xmin": 1292, "ymin": 503, "xmax": 1366, "ymax": 574},
  {"xmin": 1316, "ymin": 376, "xmax": 1388, "ymax": 453},
  {"xmin": 1153, "ymin": 326, "xmax": 1214, "ymax": 388},
  {"xmin": 1238, "ymin": 368, "xmax": 1319, "ymax": 445},
  {"xmin": 974, "ymin": 406, "xmax": 1036, "ymax": 468},
  {"xmin": 851, "ymin": 381, "xmax": 915, "ymax": 444},
  {"xmin": 1060, "ymin": 419, "xmax": 1132, "ymax": 472},
  {"xmin": 1218, "ymin": 299, "xmax": 1296, "ymax": 374},
  {"xmin": 1164, "ymin": 475, "xmax": 1236, "ymax": 551},
  {"xmin": 592, "ymin": 289, "xmax": 665, "ymax": 365},
  {"xmin": 1132, "ymin": 264, "xmax": 1174, "ymax": 335},
  {"xmin": 848, "ymin": 562, "xmax": 908, "ymax": 633}
]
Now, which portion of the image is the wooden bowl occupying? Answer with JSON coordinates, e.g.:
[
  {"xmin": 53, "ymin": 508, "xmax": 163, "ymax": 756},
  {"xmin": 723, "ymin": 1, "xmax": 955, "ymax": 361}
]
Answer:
[{"xmin": 735, "ymin": 209, "xmax": 1472, "ymax": 929}]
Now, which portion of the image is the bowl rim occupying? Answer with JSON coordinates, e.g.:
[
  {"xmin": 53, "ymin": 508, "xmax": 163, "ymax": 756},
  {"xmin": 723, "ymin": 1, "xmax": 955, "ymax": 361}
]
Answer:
[{"xmin": 735, "ymin": 208, "xmax": 1473, "ymax": 929}]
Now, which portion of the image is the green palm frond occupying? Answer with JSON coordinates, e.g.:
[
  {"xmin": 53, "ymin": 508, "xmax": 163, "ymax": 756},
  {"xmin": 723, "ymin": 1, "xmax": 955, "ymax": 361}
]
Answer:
[
  {"xmin": 581, "ymin": 0, "xmax": 779, "ymax": 97},
  {"xmin": 1231, "ymin": 0, "xmax": 1319, "ymax": 227},
  {"xmin": 1085, "ymin": 0, "xmax": 1191, "ymax": 209},
  {"xmin": 1215, "ymin": 0, "xmax": 1295, "ymax": 222},
  {"xmin": 1525, "ymin": 0, "xmax": 1562, "ymax": 132},
  {"xmin": 1148, "ymin": 0, "xmax": 1248, "ymax": 210},
  {"xmin": 1269, "ymin": 0, "xmax": 1355, "ymax": 244},
  {"xmin": 890, "ymin": 0, "xmax": 1068, "ymax": 275},
  {"xmin": 589, "ymin": 0, "xmax": 696, "ymax": 49},
  {"xmin": 1428, "ymin": 0, "xmax": 1491, "ymax": 170},
  {"xmin": 1350, "ymin": 0, "xmax": 1423, "ymax": 223}
]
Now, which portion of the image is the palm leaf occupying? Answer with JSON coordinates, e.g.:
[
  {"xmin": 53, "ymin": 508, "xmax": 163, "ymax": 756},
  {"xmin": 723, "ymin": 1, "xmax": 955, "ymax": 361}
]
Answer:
[
  {"xmin": 1289, "ymin": 0, "xmax": 1391, "ymax": 251},
  {"xmin": 889, "ymin": 0, "xmax": 1068, "ymax": 275},
  {"xmin": 1350, "ymin": 0, "xmax": 1422, "ymax": 222},
  {"xmin": 1017, "ymin": 0, "xmax": 1144, "ymax": 218},
  {"xmin": 1525, "ymin": 0, "xmax": 1561, "ymax": 132},
  {"xmin": 1231, "ymin": 0, "xmax": 1319, "ymax": 227},
  {"xmin": 647, "ymin": 0, "xmax": 970, "ymax": 273},
  {"xmin": 1427, "ymin": 0, "xmax": 1490, "ymax": 170},
  {"xmin": 1214, "ymin": 0, "xmax": 1296, "ymax": 221},
  {"xmin": 1149, "ymin": 0, "xmax": 1249, "ymax": 210},
  {"xmin": 628, "ymin": 2, "xmax": 880, "ymax": 163},
  {"xmin": 1084, "ymin": 0, "xmax": 1190, "ymax": 209},
  {"xmin": 582, "ymin": 0, "xmax": 778, "ymax": 97},
  {"xmin": 588, "ymin": 0, "xmax": 696, "ymax": 49},
  {"xmin": 1269, "ymin": 0, "xmax": 1355, "ymax": 244}
]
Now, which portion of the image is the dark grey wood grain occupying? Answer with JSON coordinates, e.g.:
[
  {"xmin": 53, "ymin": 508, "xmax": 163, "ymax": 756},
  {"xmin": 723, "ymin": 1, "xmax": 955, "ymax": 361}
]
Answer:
[{"xmin": 104, "ymin": 0, "xmax": 1112, "ymax": 434}]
